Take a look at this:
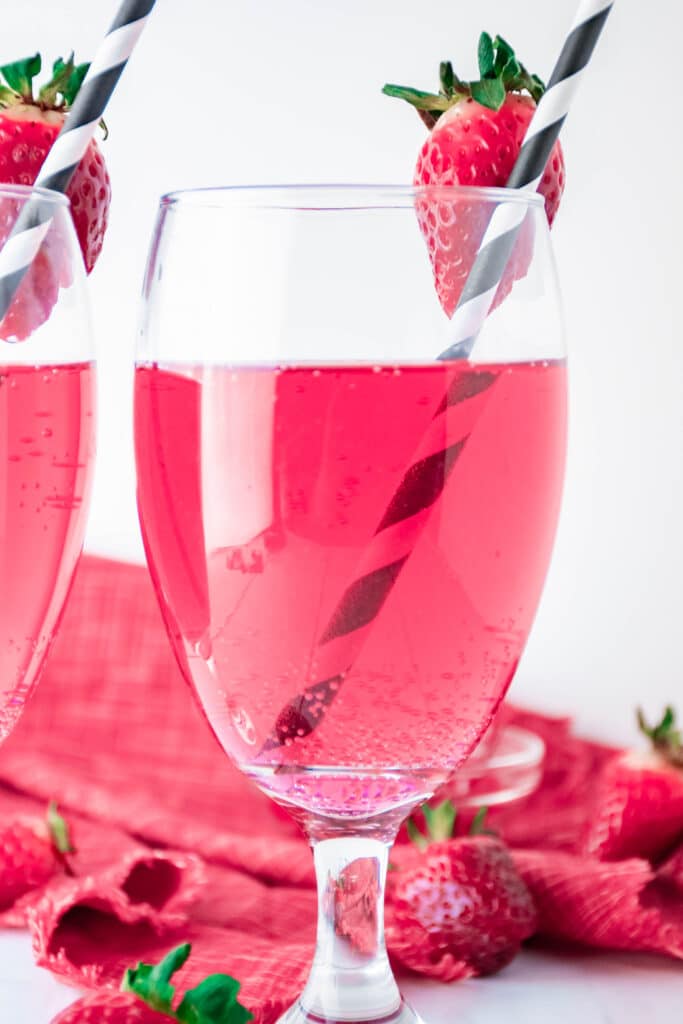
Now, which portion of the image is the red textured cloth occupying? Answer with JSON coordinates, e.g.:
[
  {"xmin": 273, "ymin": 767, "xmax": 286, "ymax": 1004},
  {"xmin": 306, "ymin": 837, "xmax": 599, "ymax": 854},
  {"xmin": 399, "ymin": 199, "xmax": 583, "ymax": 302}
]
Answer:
[{"xmin": 0, "ymin": 556, "xmax": 681, "ymax": 1022}]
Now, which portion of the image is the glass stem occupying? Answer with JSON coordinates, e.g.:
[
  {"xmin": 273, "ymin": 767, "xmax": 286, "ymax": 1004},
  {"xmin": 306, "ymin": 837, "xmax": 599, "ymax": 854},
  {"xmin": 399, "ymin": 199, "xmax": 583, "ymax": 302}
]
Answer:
[{"xmin": 299, "ymin": 835, "xmax": 401, "ymax": 1022}]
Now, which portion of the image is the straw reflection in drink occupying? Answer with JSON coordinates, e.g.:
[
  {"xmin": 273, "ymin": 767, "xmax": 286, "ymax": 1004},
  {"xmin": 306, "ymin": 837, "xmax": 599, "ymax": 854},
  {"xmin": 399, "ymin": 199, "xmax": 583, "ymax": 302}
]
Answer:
[{"xmin": 136, "ymin": 356, "xmax": 565, "ymax": 817}]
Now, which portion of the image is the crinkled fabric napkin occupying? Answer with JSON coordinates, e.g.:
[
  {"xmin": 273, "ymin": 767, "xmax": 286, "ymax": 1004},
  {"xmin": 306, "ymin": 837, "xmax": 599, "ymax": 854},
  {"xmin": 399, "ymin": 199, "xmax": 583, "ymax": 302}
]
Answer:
[{"xmin": 0, "ymin": 557, "xmax": 681, "ymax": 1022}]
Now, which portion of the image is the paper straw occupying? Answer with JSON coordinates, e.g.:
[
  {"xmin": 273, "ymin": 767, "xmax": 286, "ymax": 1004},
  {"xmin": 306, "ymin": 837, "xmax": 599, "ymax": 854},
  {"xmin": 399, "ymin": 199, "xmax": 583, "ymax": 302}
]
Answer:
[
  {"xmin": 0, "ymin": 0, "xmax": 157, "ymax": 325},
  {"xmin": 440, "ymin": 0, "xmax": 614, "ymax": 360},
  {"xmin": 260, "ymin": 0, "xmax": 614, "ymax": 754}
]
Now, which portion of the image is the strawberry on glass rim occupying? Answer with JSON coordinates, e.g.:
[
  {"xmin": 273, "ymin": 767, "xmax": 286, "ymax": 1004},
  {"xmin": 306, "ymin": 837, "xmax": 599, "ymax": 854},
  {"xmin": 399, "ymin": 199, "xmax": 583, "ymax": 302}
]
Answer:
[
  {"xmin": 0, "ymin": 52, "xmax": 111, "ymax": 340},
  {"xmin": 384, "ymin": 32, "xmax": 565, "ymax": 317}
]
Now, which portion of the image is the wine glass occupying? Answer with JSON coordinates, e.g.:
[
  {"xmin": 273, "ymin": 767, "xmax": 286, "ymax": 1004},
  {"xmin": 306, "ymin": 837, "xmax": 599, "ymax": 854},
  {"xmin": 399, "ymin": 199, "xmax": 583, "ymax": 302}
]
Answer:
[
  {"xmin": 134, "ymin": 185, "xmax": 566, "ymax": 1024},
  {"xmin": 0, "ymin": 184, "xmax": 96, "ymax": 744}
]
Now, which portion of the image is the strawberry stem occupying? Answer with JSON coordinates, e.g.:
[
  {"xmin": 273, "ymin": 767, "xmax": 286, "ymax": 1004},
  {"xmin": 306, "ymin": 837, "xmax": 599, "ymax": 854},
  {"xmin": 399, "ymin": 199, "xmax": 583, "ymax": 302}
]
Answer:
[
  {"xmin": 470, "ymin": 807, "xmax": 488, "ymax": 834},
  {"xmin": 407, "ymin": 799, "xmax": 458, "ymax": 848},
  {"xmin": 405, "ymin": 815, "xmax": 429, "ymax": 851},
  {"xmin": 123, "ymin": 943, "xmax": 189, "ymax": 1017},
  {"xmin": 423, "ymin": 799, "xmax": 457, "ymax": 842},
  {"xmin": 0, "ymin": 53, "xmax": 41, "ymax": 101},
  {"xmin": 47, "ymin": 801, "xmax": 75, "ymax": 878},
  {"xmin": 637, "ymin": 705, "xmax": 683, "ymax": 768},
  {"xmin": 469, "ymin": 807, "xmax": 498, "ymax": 836},
  {"xmin": 381, "ymin": 84, "xmax": 451, "ymax": 130},
  {"xmin": 383, "ymin": 30, "xmax": 546, "ymax": 125},
  {"xmin": 38, "ymin": 55, "xmax": 74, "ymax": 107},
  {"xmin": 62, "ymin": 60, "xmax": 90, "ymax": 106},
  {"xmin": 47, "ymin": 801, "xmax": 74, "ymax": 856},
  {"xmin": 0, "ymin": 52, "xmax": 91, "ymax": 111}
]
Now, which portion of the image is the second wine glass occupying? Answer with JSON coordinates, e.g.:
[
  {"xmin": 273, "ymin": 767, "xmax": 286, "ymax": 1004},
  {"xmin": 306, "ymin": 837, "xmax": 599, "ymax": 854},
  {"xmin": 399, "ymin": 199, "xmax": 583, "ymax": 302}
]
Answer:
[{"xmin": 1, "ymin": 184, "xmax": 96, "ymax": 745}]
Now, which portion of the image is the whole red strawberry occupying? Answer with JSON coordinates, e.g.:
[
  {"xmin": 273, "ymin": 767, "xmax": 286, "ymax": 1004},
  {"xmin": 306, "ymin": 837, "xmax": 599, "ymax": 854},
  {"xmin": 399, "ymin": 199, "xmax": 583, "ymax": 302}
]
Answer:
[
  {"xmin": 0, "ymin": 801, "xmax": 73, "ymax": 909},
  {"xmin": 54, "ymin": 993, "xmax": 168, "ymax": 1024},
  {"xmin": 384, "ymin": 33, "xmax": 565, "ymax": 317},
  {"xmin": 0, "ymin": 52, "xmax": 111, "ymax": 340},
  {"xmin": 582, "ymin": 706, "xmax": 683, "ymax": 862},
  {"xmin": 52, "ymin": 943, "xmax": 253, "ymax": 1024},
  {"xmin": 386, "ymin": 802, "xmax": 536, "ymax": 981}
]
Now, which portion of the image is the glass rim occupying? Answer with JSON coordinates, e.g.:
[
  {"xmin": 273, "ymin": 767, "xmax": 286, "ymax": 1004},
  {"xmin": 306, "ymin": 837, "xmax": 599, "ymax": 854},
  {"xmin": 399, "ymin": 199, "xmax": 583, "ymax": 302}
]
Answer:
[
  {"xmin": 0, "ymin": 182, "xmax": 70, "ymax": 207},
  {"xmin": 159, "ymin": 183, "xmax": 546, "ymax": 211}
]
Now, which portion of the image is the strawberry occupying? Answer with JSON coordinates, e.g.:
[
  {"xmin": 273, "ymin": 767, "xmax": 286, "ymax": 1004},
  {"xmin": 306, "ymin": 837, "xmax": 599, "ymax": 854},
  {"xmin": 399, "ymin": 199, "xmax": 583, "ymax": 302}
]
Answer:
[
  {"xmin": 384, "ymin": 33, "xmax": 565, "ymax": 317},
  {"xmin": 386, "ymin": 802, "xmax": 536, "ymax": 980},
  {"xmin": 52, "ymin": 943, "xmax": 253, "ymax": 1024},
  {"xmin": 0, "ymin": 52, "xmax": 111, "ymax": 341},
  {"xmin": 0, "ymin": 801, "xmax": 74, "ymax": 909},
  {"xmin": 54, "ymin": 994, "xmax": 168, "ymax": 1024},
  {"xmin": 582, "ymin": 706, "xmax": 683, "ymax": 862}
]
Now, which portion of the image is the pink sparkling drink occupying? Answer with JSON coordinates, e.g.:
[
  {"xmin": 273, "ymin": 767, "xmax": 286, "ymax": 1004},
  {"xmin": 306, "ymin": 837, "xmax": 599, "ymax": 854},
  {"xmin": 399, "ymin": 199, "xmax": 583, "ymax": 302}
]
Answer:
[
  {"xmin": 0, "ymin": 361, "xmax": 95, "ymax": 740},
  {"xmin": 135, "ymin": 358, "xmax": 566, "ymax": 818}
]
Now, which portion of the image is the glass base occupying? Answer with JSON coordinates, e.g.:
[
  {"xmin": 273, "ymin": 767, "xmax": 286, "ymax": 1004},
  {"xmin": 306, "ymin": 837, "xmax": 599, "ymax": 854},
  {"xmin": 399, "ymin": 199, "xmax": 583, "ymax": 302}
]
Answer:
[
  {"xmin": 446, "ymin": 723, "xmax": 545, "ymax": 806},
  {"xmin": 276, "ymin": 997, "xmax": 424, "ymax": 1024}
]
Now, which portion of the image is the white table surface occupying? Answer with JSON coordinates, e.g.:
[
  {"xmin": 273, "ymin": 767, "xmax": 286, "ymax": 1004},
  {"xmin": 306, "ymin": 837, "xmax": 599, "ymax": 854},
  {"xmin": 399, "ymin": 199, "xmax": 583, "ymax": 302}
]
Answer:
[{"xmin": 2, "ymin": 929, "xmax": 681, "ymax": 1022}]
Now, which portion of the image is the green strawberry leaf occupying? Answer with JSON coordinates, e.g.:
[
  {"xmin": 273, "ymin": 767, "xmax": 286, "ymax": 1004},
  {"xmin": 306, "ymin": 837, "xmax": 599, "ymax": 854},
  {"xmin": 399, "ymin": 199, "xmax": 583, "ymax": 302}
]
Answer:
[
  {"xmin": 406, "ymin": 815, "xmax": 429, "ymax": 852},
  {"xmin": 382, "ymin": 84, "xmax": 450, "ymax": 113},
  {"xmin": 655, "ymin": 707, "xmax": 675, "ymax": 740},
  {"xmin": 123, "ymin": 942, "xmax": 191, "ymax": 1015},
  {"xmin": 501, "ymin": 54, "xmax": 522, "ymax": 86},
  {"xmin": 637, "ymin": 705, "xmax": 683, "ymax": 767},
  {"xmin": 38, "ymin": 55, "xmax": 75, "ymax": 106},
  {"xmin": 423, "ymin": 799, "xmax": 457, "ymax": 842},
  {"xmin": 477, "ymin": 32, "xmax": 495, "ymax": 78},
  {"xmin": 470, "ymin": 76, "xmax": 506, "ymax": 111},
  {"xmin": 383, "ymin": 30, "xmax": 546, "ymax": 127},
  {"xmin": 0, "ymin": 52, "xmax": 90, "ymax": 110},
  {"xmin": 439, "ymin": 60, "xmax": 467, "ymax": 98},
  {"xmin": 122, "ymin": 944, "xmax": 253, "ymax": 1024},
  {"xmin": 47, "ymin": 801, "xmax": 74, "ymax": 855},
  {"xmin": 638, "ymin": 705, "xmax": 675, "ymax": 742},
  {"xmin": 470, "ymin": 807, "xmax": 488, "ymax": 834},
  {"xmin": 408, "ymin": 800, "xmax": 457, "ymax": 849},
  {"xmin": 1, "ymin": 53, "xmax": 41, "ymax": 99},
  {"xmin": 493, "ymin": 35, "xmax": 515, "ymax": 76},
  {"xmin": 177, "ymin": 975, "xmax": 254, "ymax": 1024},
  {"xmin": 64, "ymin": 61, "xmax": 90, "ymax": 106},
  {"xmin": 529, "ymin": 73, "xmax": 546, "ymax": 100},
  {"xmin": 510, "ymin": 66, "xmax": 545, "ymax": 104},
  {"xmin": 382, "ymin": 83, "xmax": 452, "ymax": 129},
  {"xmin": 469, "ymin": 806, "xmax": 498, "ymax": 836},
  {"xmin": 439, "ymin": 60, "xmax": 454, "ymax": 96}
]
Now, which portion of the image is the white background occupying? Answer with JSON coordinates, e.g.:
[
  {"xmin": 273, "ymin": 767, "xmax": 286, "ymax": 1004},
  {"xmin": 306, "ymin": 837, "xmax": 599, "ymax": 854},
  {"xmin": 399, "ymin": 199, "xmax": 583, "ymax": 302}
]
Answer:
[{"xmin": 4, "ymin": 0, "xmax": 682, "ymax": 744}]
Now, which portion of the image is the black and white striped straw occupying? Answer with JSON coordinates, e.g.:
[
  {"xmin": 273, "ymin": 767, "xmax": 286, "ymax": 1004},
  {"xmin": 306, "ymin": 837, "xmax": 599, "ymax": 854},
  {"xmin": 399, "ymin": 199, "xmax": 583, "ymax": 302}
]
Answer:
[
  {"xmin": 0, "ymin": 0, "xmax": 157, "ymax": 326},
  {"xmin": 439, "ymin": 0, "xmax": 614, "ymax": 360},
  {"xmin": 260, "ymin": 0, "xmax": 614, "ymax": 754}
]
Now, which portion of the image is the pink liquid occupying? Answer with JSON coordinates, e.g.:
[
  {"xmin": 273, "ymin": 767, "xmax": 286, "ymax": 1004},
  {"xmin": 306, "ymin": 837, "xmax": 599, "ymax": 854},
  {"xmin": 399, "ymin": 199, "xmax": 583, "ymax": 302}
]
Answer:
[
  {"xmin": 135, "ymin": 361, "xmax": 566, "ymax": 818},
  {"xmin": 0, "ymin": 362, "xmax": 95, "ymax": 741}
]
